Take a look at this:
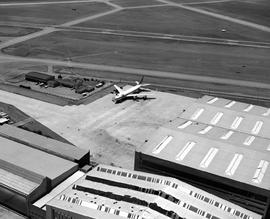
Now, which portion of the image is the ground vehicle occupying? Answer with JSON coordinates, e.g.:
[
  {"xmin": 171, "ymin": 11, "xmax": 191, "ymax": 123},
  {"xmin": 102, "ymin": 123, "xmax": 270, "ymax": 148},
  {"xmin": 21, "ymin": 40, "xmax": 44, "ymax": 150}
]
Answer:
[{"xmin": 96, "ymin": 82, "xmax": 104, "ymax": 88}]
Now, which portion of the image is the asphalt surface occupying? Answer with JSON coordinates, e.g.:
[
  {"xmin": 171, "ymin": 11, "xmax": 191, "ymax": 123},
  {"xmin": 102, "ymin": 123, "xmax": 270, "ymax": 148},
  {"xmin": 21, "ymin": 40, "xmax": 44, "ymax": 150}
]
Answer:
[
  {"xmin": 0, "ymin": 0, "xmax": 269, "ymax": 99},
  {"xmin": 1, "ymin": 54, "xmax": 270, "ymax": 91}
]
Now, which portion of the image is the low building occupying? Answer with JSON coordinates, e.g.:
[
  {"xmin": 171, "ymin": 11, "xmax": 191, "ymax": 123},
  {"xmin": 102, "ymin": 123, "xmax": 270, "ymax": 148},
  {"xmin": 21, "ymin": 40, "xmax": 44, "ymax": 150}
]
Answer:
[
  {"xmin": 135, "ymin": 95, "xmax": 270, "ymax": 219},
  {"xmin": 76, "ymin": 86, "xmax": 94, "ymax": 94},
  {"xmin": 47, "ymin": 80, "xmax": 59, "ymax": 88},
  {"xmin": 57, "ymin": 79, "xmax": 75, "ymax": 88},
  {"xmin": 45, "ymin": 164, "xmax": 261, "ymax": 219},
  {"xmin": 25, "ymin": 72, "xmax": 55, "ymax": 84},
  {"xmin": 0, "ymin": 135, "xmax": 78, "ymax": 217},
  {"xmin": 0, "ymin": 125, "xmax": 90, "ymax": 167}
]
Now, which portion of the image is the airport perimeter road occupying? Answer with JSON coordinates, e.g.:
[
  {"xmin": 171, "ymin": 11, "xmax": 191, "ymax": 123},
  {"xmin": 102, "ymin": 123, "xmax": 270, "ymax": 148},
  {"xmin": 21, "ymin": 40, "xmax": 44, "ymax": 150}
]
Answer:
[{"xmin": 1, "ymin": 54, "xmax": 270, "ymax": 91}]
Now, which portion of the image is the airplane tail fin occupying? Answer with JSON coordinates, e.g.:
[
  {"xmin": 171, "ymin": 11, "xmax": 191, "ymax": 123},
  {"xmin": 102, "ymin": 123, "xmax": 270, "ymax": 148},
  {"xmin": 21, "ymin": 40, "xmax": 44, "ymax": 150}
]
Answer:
[
  {"xmin": 139, "ymin": 76, "xmax": 144, "ymax": 84},
  {"xmin": 136, "ymin": 76, "xmax": 144, "ymax": 85}
]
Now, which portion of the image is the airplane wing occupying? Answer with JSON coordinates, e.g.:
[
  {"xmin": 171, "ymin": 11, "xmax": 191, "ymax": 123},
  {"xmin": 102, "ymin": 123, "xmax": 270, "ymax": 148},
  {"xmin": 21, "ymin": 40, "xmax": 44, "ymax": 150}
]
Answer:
[
  {"xmin": 127, "ymin": 93, "xmax": 153, "ymax": 97},
  {"xmin": 114, "ymin": 85, "xmax": 123, "ymax": 94}
]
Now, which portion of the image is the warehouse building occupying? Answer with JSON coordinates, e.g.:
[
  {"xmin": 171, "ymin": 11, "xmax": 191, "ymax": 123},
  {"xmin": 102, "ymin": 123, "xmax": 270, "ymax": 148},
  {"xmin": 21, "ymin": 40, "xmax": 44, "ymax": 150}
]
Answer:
[
  {"xmin": 45, "ymin": 164, "xmax": 261, "ymax": 219},
  {"xmin": 135, "ymin": 95, "xmax": 270, "ymax": 219},
  {"xmin": 25, "ymin": 72, "xmax": 55, "ymax": 84},
  {"xmin": 0, "ymin": 125, "xmax": 90, "ymax": 167},
  {"xmin": 0, "ymin": 135, "xmax": 78, "ymax": 217}
]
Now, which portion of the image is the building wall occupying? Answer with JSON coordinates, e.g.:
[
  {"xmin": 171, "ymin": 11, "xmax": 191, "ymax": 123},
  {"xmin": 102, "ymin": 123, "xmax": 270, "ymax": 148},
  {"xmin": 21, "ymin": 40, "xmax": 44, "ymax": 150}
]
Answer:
[
  {"xmin": 135, "ymin": 151, "xmax": 270, "ymax": 218},
  {"xmin": 0, "ymin": 185, "xmax": 28, "ymax": 215},
  {"xmin": 46, "ymin": 205, "xmax": 95, "ymax": 219}
]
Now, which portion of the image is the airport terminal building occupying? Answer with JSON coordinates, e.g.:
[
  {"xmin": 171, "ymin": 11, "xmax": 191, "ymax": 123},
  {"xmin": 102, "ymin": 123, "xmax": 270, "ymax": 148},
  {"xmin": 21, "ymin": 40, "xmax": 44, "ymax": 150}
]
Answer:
[
  {"xmin": 135, "ymin": 95, "xmax": 270, "ymax": 219},
  {"xmin": 44, "ymin": 164, "xmax": 261, "ymax": 219}
]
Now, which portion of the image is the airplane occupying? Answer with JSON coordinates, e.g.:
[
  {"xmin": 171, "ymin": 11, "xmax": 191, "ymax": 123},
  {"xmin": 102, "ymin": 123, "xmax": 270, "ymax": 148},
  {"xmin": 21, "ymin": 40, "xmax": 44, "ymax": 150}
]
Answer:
[{"xmin": 112, "ymin": 77, "xmax": 152, "ymax": 103}]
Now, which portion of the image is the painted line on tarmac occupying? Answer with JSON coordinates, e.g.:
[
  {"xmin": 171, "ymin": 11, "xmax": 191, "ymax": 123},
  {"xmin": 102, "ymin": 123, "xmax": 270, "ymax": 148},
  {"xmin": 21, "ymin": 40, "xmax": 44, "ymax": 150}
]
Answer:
[{"xmin": 1, "ymin": 54, "xmax": 270, "ymax": 90}]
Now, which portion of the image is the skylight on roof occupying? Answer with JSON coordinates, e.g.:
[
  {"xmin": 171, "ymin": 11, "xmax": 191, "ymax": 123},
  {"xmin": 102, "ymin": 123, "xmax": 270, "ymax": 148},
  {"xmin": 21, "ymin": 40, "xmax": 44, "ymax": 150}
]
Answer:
[
  {"xmin": 178, "ymin": 120, "xmax": 192, "ymax": 129},
  {"xmin": 220, "ymin": 131, "xmax": 234, "ymax": 140},
  {"xmin": 231, "ymin": 116, "xmax": 243, "ymax": 130},
  {"xmin": 225, "ymin": 154, "xmax": 243, "ymax": 176},
  {"xmin": 210, "ymin": 112, "xmax": 223, "ymax": 125},
  {"xmin": 243, "ymin": 136, "xmax": 255, "ymax": 146},
  {"xmin": 207, "ymin": 97, "xmax": 218, "ymax": 104},
  {"xmin": 244, "ymin": 104, "xmax": 254, "ymax": 112},
  {"xmin": 191, "ymin": 108, "xmax": 204, "ymax": 120},
  {"xmin": 200, "ymin": 147, "xmax": 218, "ymax": 169},
  {"xmin": 251, "ymin": 121, "xmax": 263, "ymax": 135},
  {"xmin": 252, "ymin": 160, "xmax": 268, "ymax": 184},
  {"xmin": 152, "ymin": 135, "xmax": 173, "ymax": 154},
  {"xmin": 198, "ymin": 126, "xmax": 213, "ymax": 135},
  {"xmin": 225, "ymin": 101, "xmax": 236, "ymax": 108},
  {"xmin": 176, "ymin": 141, "xmax": 196, "ymax": 161}
]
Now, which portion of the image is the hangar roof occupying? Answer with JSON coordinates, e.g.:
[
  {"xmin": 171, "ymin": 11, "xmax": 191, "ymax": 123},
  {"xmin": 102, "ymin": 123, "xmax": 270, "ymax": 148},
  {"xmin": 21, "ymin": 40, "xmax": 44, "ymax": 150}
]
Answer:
[
  {"xmin": 180, "ymin": 95, "xmax": 270, "ymax": 139},
  {"xmin": 0, "ymin": 136, "xmax": 78, "ymax": 186},
  {"xmin": 0, "ymin": 125, "xmax": 89, "ymax": 163},
  {"xmin": 47, "ymin": 165, "xmax": 261, "ymax": 219},
  {"xmin": 139, "ymin": 95, "xmax": 270, "ymax": 191},
  {"xmin": 0, "ymin": 167, "xmax": 40, "ymax": 195}
]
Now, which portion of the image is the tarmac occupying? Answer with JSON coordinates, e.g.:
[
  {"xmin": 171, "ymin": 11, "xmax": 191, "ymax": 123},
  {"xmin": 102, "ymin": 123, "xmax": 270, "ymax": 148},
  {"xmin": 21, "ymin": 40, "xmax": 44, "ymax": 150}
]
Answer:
[{"xmin": 0, "ymin": 88, "xmax": 195, "ymax": 169}]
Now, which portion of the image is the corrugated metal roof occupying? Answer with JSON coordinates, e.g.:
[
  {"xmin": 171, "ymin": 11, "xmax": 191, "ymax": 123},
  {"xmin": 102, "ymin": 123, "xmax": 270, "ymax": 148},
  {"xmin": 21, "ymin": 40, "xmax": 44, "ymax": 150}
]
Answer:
[
  {"xmin": 180, "ymin": 96, "xmax": 270, "ymax": 139},
  {"xmin": 167, "ymin": 118, "xmax": 270, "ymax": 153},
  {"xmin": 0, "ymin": 136, "xmax": 78, "ymax": 186},
  {"xmin": 141, "ymin": 126, "xmax": 270, "ymax": 190},
  {"xmin": 47, "ymin": 165, "xmax": 261, "ymax": 219},
  {"xmin": 0, "ymin": 168, "xmax": 39, "ymax": 195},
  {"xmin": 0, "ymin": 125, "xmax": 89, "ymax": 162}
]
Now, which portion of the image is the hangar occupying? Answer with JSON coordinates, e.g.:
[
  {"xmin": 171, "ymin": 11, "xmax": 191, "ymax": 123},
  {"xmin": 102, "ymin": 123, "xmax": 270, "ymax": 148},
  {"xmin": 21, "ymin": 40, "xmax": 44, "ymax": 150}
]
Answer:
[
  {"xmin": 135, "ymin": 95, "xmax": 270, "ymax": 219},
  {"xmin": 0, "ymin": 124, "xmax": 90, "ymax": 167},
  {"xmin": 25, "ymin": 72, "xmax": 55, "ymax": 84},
  {"xmin": 45, "ymin": 164, "xmax": 260, "ymax": 219},
  {"xmin": 0, "ymin": 134, "xmax": 78, "ymax": 217}
]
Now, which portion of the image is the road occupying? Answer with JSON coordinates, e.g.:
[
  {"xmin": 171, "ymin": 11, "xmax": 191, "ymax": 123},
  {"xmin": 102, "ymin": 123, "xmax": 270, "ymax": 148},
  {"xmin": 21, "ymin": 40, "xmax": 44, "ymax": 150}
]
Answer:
[
  {"xmin": 0, "ymin": 0, "xmax": 102, "ymax": 6},
  {"xmin": 57, "ymin": 26, "xmax": 270, "ymax": 49},
  {"xmin": 1, "ymin": 54, "xmax": 270, "ymax": 90},
  {"xmin": 0, "ymin": 0, "xmax": 269, "ymax": 95}
]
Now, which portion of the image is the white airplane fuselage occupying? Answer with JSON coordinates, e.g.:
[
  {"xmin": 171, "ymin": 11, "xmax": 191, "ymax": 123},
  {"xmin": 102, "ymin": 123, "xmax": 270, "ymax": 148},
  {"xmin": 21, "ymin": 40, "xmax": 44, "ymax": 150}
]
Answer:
[{"xmin": 113, "ymin": 84, "xmax": 142, "ymax": 103}]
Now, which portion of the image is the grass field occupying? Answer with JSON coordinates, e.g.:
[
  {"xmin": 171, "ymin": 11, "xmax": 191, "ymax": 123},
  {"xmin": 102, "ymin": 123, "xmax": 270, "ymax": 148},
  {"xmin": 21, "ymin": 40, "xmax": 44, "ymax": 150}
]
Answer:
[
  {"xmin": 3, "ymin": 30, "xmax": 270, "ymax": 83},
  {"xmin": 77, "ymin": 6, "xmax": 270, "ymax": 42},
  {"xmin": 0, "ymin": 25, "xmax": 39, "ymax": 37},
  {"xmin": 193, "ymin": 0, "xmax": 270, "ymax": 27},
  {"xmin": 0, "ymin": 2, "xmax": 112, "ymax": 25},
  {"xmin": 108, "ymin": 0, "xmax": 164, "ymax": 7}
]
